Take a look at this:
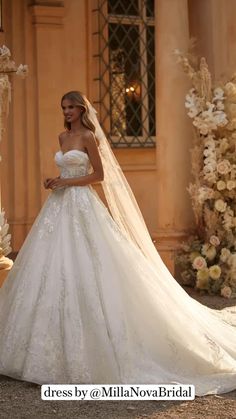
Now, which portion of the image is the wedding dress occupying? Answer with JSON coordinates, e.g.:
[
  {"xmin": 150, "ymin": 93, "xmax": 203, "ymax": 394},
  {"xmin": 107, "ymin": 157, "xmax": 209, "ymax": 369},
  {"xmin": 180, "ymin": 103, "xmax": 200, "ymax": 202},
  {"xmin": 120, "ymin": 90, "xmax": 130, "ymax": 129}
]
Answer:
[{"xmin": 0, "ymin": 148, "xmax": 235, "ymax": 397}]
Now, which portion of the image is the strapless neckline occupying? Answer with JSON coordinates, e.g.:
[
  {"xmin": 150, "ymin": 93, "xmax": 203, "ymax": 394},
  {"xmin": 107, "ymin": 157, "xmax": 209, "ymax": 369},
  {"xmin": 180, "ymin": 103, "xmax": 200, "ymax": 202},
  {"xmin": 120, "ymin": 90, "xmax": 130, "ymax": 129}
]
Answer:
[{"xmin": 57, "ymin": 149, "xmax": 89, "ymax": 159}]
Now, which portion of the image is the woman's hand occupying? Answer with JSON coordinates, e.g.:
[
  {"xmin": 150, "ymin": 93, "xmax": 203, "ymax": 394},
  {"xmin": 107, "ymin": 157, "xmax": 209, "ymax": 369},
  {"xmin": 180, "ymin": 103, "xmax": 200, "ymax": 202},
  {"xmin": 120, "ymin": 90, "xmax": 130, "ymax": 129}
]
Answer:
[
  {"xmin": 43, "ymin": 176, "xmax": 62, "ymax": 190},
  {"xmin": 43, "ymin": 178, "xmax": 54, "ymax": 189},
  {"xmin": 48, "ymin": 177, "xmax": 68, "ymax": 190}
]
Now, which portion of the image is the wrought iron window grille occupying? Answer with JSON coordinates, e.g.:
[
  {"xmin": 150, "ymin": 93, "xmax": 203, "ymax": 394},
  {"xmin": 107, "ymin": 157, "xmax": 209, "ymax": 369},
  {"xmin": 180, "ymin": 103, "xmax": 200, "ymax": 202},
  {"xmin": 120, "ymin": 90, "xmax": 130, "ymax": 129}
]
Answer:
[{"xmin": 92, "ymin": 0, "xmax": 155, "ymax": 148}]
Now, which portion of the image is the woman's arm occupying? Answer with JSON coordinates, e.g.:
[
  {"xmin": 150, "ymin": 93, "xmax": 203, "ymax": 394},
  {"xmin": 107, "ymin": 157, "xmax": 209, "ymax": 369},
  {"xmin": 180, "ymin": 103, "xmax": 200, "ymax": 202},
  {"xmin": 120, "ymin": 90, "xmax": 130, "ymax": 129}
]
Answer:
[
  {"xmin": 43, "ymin": 133, "xmax": 65, "ymax": 189},
  {"xmin": 49, "ymin": 132, "xmax": 104, "ymax": 190}
]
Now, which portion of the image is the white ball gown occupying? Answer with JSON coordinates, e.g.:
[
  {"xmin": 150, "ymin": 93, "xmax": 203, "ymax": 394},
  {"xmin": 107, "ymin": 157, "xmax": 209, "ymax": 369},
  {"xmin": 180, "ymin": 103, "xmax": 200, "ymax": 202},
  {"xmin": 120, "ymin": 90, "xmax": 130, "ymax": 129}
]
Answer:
[{"xmin": 0, "ymin": 149, "xmax": 235, "ymax": 396}]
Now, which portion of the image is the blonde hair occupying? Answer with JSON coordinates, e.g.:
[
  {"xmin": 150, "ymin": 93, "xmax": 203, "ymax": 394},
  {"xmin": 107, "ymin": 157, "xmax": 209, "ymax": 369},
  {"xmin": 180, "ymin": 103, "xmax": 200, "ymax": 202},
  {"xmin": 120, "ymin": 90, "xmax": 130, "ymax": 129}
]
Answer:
[{"xmin": 61, "ymin": 91, "xmax": 96, "ymax": 133}]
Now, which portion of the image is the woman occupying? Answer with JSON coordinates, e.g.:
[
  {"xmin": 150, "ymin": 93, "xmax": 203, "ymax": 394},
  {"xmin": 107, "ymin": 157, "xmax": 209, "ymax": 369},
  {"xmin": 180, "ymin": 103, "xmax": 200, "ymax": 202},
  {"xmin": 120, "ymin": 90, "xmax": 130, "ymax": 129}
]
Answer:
[{"xmin": 0, "ymin": 91, "xmax": 235, "ymax": 396}]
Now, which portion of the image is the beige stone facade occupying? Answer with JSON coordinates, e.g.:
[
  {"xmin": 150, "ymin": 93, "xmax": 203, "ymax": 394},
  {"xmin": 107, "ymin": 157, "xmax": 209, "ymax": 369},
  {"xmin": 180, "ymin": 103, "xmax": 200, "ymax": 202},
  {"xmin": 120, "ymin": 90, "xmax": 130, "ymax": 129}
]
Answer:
[{"xmin": 0, "ymin": 0, "xmax": 236, "ymax": 273}]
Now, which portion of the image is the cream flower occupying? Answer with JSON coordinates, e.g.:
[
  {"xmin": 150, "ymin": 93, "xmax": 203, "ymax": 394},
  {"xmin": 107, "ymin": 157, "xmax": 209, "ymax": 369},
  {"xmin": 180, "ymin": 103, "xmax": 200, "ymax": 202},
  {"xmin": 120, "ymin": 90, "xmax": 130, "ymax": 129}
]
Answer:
[
  {"xmin": 185, "ymin": 89, "xmax": 202, "ymax": 118},
  {"xmin": 201, "ymin": 243, "xmax": 210, "ymax": 256},
  {"xmin": 203, "ymin": 164, "xmax": 215, "ymax": 174},
  {"xmin": 209, "ymin": 265, "xmax": 221, "ymax": 280},
  {"xmin": 204, "ymin": 172, "xmax": 217, "ymax": 184},
  {"xmin": 225, "ymin": 82, "xmax": 236, "ymax": 99},
  {"xmin": 193, "ymin": 106, "xmax": 228, "ymax": 135},
  {"xmin": 0, "ymin": 45, "xmax": 11, "ymax": 58},
  {"xmin": 228, "ymin": 253, "xmax": 236, "ymax": 267},
  {"xmin": 204, "ymin": 137, "xmax": 215, "ymax": 148},
  {"xmin": 204, "ymin": 157, "xmax": 216, "ymax": 167},
  {"xmin": 216, "ymin": 101, "xmax": 224, "ymax": 111},
  {"xmin": 219, "ymin": 137, "xmax": 229, "ymax": 153},
  {"xmin": 196, "ymin": 269, "xmax": 210, "ymax": 289},
  {"xmin": 215, "ymin": 199, "xmax": 227, "ymax": 212},
  {"xmin": 16, "ymin": 64, "xmax": 28, "ymax": 77},
  {"xmin": 203, "ymin": 148, "xmax": 215, "ymax": 157},
  {"xmin": 209, "ymin": 235, "xmax": 220, "ymax": 246},
  {"xmin": 192, "ymin": 256, "xmax": 207, "ymax": 270},
  {"xmin": 220, "ymin": 248, "xmax": 231, "ymax": 263},
  {"xmin": 181, "ymin": 270, "xmax": 192, "ymax": 285},
  {"xmin": 219, "ymin": 143, "xmax": 228, "ymax": 154},
  {"xmin": 197, "ymin": 187, "xmax": 215, "ymax": 204},
  {"xmin": 226, "ymin": 180, "xmax": 236, "ymax": 190},
  {"xmin": 213, "ymin": 87, "xmax": 224, "ymax": 101},
  {"xmin": 223, "ymin": 211, "xmax": 234, "ymax": 230},
  {"xmin": 216, "ymin": 159, "xmax": 231, "ymax": 175},
  {"xmin": 217, "ymin": 180, "xmax": 226, "ymax": 191},
  {"xmin": 205, "ymin": 246, "xmax": 217, "ymax": 261},
  {"xmin": 202, "ymin": 243, "xmax": 218, "ymax": 260},
  {"xmin": 196, "ymin": 268, "xmax": 210, "ymax": 290},
  {"xmin": 220, "ymin": 286, "xmax": 232, "ymax": 298},
  {"xmin": 197, "ymin": 268, "xmax": 209, "ymax": 280}
]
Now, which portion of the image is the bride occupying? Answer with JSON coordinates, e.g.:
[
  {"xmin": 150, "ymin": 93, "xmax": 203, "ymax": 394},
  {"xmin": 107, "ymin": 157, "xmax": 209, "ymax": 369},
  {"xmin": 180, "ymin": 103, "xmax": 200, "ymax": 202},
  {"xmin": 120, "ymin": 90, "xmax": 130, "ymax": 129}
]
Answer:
[{"xmin": 0, "ymin": 91, "xmax": 235, "ymax": 396}]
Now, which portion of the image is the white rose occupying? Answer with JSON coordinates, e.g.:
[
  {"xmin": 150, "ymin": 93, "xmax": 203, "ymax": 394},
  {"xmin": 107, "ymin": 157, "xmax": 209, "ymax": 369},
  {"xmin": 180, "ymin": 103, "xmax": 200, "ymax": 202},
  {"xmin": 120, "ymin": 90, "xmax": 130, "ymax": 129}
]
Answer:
[
  {"xmin": 192, "ymin": 256, "xmax": 207, "ymax": 270},
  {"xmin": 204, "ymin": 139, "xmax": 215, "ymax": 148},
  {"xmin": 212, "ymin": 110, "xmax": 228, "ymax": 127},
  {"xmin": 213, "ymin": 87, "xmax": 224, "ymax": 101},
  {"xmin": 201, "ymin": 243, "xmax": 210, "ymax": 256},
  {"xmin": 204, "ymin": 157, "xmax": 216, "ymax": 167},
  {"xmin": 217, "ymin": 180, "xmax": 226, "ymax": 191},
  {"xmin": 220, "ymin": 248, "xmax": 231, "ymax": 263},
  {"xmin": 216, "ymin": 159, "xmax": 231, "ymax": 175},
  {"xmin": 215, "ymin": 199, "xmax": 227, "ymax": 212},
  {"xmin": 203, "ymin": 149, "xmax": 215, "ymax": 157},
  {"xmin": 203, "ymin": 164, "xmax": 214, "ymax": 174},
  {"xmin": 205, "ymin": 246, "xmax": 217, "ymax": 261},
  {"xmin": 196, "ymin": 269, "xmax": 210, "ymax": 290},
  {"xmin": 209, "ymin": 265, "xmax": 221, "ymax": 280},
  {"xmin": 220, "ymin": 286, "xmax": 232, "ymax": 298},
  {"xmin": 227, "ymin": 180, "xmax": 236, "ymax": 190},
  {"xmin": 204, "ymin": 172, "xmax": 217, "ymax": 184},
  {"xmin": 209, "ymin": 235, "xmax": 220, "ymax": 246},
  {"xmin": 197, "ymin": 268, "xmax": 209, "ymax": 281}
]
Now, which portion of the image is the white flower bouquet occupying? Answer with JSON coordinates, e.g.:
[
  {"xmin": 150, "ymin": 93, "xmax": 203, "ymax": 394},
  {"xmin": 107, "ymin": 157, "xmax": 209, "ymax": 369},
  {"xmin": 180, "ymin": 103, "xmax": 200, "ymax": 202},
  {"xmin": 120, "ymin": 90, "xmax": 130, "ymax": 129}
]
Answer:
[
  {"xmin": 175, "ymin": 50, "xmax": 236, "ymax": 298},
  {"xmin": 0, "ymin": 46, "xmax": 28, "ymax": 270},
  {"xmin": 0, "ymin": 45, "xmax": 28, "ymax": 144}
]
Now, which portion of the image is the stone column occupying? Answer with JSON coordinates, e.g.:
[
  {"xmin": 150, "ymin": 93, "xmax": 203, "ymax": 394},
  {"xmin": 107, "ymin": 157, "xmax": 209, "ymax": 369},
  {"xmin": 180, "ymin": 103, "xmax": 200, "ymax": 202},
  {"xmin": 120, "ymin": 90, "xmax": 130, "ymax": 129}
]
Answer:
[
  {"xmin": 29, "ymin": 0, "xmax": 65, "ymax": 206},
  {"xmin": 154, "ymin": 0, "xmax": 194, "ymax": 274},
  {"xmin": 188, "ymin": 0, "xmax": 236, "ymax": 80}
]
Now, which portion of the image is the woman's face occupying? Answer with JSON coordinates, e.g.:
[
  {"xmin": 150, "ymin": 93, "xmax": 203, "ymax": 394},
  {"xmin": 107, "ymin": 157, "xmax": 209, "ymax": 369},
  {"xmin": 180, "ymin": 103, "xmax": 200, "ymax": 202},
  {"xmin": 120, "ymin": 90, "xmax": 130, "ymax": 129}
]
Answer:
[{"xmin": 61, "ymin": 99, "xmax": 83, "ymax": 124}]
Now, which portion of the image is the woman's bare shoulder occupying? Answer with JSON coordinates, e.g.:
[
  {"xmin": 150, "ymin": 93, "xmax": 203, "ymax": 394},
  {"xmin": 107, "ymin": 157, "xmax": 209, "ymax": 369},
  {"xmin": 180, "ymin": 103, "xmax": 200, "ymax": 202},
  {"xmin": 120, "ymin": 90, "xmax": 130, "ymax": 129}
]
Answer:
[
  {"xmin": 58, "ymin": 131, "xmax": 68, "ymax": 146},
  {"xmin": 82, "ymin": 129, "xmax": 99, "ymax": 147}
]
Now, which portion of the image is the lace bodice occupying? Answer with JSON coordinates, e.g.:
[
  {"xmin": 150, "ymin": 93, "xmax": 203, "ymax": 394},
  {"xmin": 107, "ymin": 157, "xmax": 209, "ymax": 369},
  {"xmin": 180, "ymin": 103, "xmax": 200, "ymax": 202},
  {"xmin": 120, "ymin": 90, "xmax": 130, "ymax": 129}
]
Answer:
[{"xmin": 55, "ymin": 150, "xmax": 91, "ymax": 178}]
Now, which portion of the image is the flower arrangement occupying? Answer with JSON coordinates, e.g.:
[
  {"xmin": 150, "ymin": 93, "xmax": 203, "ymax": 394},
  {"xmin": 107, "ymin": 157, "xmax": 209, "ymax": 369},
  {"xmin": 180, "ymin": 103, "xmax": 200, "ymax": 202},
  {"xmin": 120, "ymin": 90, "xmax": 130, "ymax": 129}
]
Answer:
[
  {"xmin": 174, "ymin": 49, "xmax": 236, "ymax": 298},
  {"xmin": 0, "ymin": 45, "xmax": 28, "ymax": 144},
  {"xmin": 0, "ymin": 45, "xmax": 28, "ymax": 272}
]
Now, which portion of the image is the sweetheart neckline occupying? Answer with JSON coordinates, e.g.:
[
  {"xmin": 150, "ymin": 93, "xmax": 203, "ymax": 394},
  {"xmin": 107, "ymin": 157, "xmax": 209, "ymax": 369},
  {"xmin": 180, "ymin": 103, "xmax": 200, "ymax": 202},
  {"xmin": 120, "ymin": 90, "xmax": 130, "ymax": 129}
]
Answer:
[{"xmin": 57, "ymin": 149, "xmax": 89, "ymax": 159}]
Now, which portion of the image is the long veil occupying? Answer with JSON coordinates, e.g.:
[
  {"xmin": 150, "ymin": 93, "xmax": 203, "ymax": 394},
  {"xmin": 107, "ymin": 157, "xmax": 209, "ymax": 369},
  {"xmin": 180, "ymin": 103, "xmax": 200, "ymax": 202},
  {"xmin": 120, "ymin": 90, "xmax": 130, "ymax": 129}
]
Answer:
[
  {"xmin": 87, "ymin": 100, "xmax": 236, "ymax": 325},
  {"xmin": 87, "ymin": 102, "xmax": 164, "ymax": 269}
]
